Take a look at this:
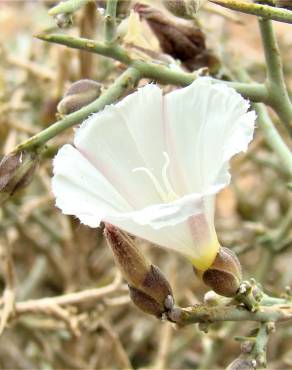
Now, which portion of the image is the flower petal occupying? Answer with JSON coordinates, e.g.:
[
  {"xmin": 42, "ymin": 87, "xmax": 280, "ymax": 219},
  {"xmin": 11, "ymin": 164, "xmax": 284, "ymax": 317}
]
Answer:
[
  {"xmin": 74, "ymin": 84, "xmax": 168, "ymax": 208},
  {"xmin": 52, "ymin": 144, "xmax": 132, "ymax": 227},
  {"xmin": 52, "ymin": 77, "xmax": 255, "ymax": 270},
  {"xmin": 164, "ymin": 78, "xmax": 256, "ymax": 195},
  {"xmin": 52, "ymin": 146, "xmax": 219, "ymax": 268}
]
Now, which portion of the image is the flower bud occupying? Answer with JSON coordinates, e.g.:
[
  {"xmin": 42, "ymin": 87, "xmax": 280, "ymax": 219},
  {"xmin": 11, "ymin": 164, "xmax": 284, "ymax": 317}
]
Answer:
[
  {"xmin": 162, "ymin": 0, "xmax": 207, "ymax": 19},
  {"xmin": 0, "ymin": 151, "xmax": 38, "ymax": 203},
  {"xmin": 201, "ymin": 247, "xmax": 242, "ymax": 297},
  {"xmin": 104, "ymin": 224, "xmax": 173, "ymax": 317},
  {"xmin": 57, "ymin": 79, "xmax": 102, "ymax": 115},
  {"xmin": 203, "ymin": 290, "xmax": 230, "ymax": 306},
  {"xmin": 54, "ymin": 13, "xmax": 73, "ymax": 28},
  {"xmin": 135, "ymin": 3, "xmax": 220, "ymax": 73}
]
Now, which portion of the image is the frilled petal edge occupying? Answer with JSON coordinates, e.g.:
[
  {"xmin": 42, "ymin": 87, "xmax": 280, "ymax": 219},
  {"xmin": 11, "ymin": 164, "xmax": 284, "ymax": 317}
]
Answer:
[{"xmin": 163, "ymin": 77, "xmax": 257, "ymax": 195}]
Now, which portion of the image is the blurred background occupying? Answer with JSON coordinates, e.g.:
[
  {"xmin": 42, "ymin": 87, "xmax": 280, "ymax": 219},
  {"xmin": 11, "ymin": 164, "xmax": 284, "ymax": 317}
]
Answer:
[{"xmin": 0, "ymin": 1, "xmax": 291, "ymax": 369}]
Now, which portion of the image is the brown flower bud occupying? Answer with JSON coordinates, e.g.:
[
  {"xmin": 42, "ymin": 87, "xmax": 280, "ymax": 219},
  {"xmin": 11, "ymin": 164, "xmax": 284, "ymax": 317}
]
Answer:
[
  {"xmin": 135, "ymin": 3, "xmax": 220, "ymax": 73},
  {"xmin": 201, "ymin": 247, "xmax": 242, "ymax": 297},
  {"xmin": 104, "ymin": 224, "xmax": 173, "ymax": 317},
  {"xmin": 162, "ymin": 0, "xmax": 207, "ymax": 19},
  {"xmin": 57, "ymin": 79, "xmax": 102, "ymax": 115},
  {"xmin": 0, "ymin": 151, "xmax": 38, "ymax": 203}
]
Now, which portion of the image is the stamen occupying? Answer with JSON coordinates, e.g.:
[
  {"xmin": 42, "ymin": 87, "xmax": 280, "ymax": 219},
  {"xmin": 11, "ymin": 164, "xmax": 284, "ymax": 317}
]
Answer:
[
  {"xmin": 133, "ymin": 167, "xmax": 168, "ymax": 202},
  {"xmin": 133, "ymin": 152, "xmax": 179, "ymax": 203},
  {"xmin": 162, "ymin": 152, "xmax": 179, "ymax": 200}
]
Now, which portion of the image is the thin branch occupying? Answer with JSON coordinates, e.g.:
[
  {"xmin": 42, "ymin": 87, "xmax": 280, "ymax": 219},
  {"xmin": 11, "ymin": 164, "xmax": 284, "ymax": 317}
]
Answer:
[
  {"xmin": 100, "ymin": 320, "xmax": 134, "ymax": 370},
  {"xmin": 258, "ymin": 18, "xmax": 292, "ymax": 135},
  {"xmin": 13, "ymin": 67, "xmax": 141, "ymax": 152},
  {"xmin": 253, "ymin": 103, "xmax": 292, "ymax": 176},
  {"xmin": 36, "ymin": 33, "xmax": 268, "ymax": 102},
  {"xmin": 48, "ymin": 0, "xmax": 92, "ymax": 15},
  {"xmin": 250, "ymin": 323, "xmax": 270, "ymax": 368},
  {"xmin": 210, "ymin": 0, "xmax": 292, "ymax": 24},
  {"xmin": 168, "ymin": 302, "xmax": 292, "ymax": 325},
  {"xmin": 15, "ymin": 273, "xmax": 124, "ymax": 312},
  {"xmin": 0, "ymin": 240, "xmax": 16, "ymax": 335},
  {"xmin": 226, "ymin": 322, "xmax": 271, "ymax": 369},
  {"xmin": 104, "ymin": 0, "xmax": 118, "ymax": 43}
]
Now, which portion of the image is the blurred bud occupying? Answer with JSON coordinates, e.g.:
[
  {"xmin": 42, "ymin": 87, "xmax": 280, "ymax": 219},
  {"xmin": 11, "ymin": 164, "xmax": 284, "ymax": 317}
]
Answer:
[
  {"xmin": 240, "ymin": 340, "xmax": 253, "ymax": 354},
  {"xmin": 54, "ymin": 13, "xmax": 73, "ymax": 28},
  {"xmin": 203, "ymin": 290, "xmax": 231, "ymax": 306},
  {"xmin": 226, "ymin": 357, "xmax": 256, "ymax": 370},
  {"xmin": 276, "ymin": 0, "xmax": 292, "ymax": 10},
  {"xmin": 202, "ymin": 247, "xmax": 242, "ymax": 297},
  {"xmin": 104, "ymin": 224, "xmax": 173, "ymax": 317},
  {"xmin": 97, "ymin": 0, "xmax": 132, "ymax": 18},
  {"xmin": 135, "ymin": 3, "xmax": 220, "ymax": 73},
  {"xmin": 0, "ymin": 151, "xmax": 38, "ymax": 201},
  {"xmin": 57, "ymin": 79, "xmax": 102, "ymax": 115},
  {"xmin": 116, "ymin": 0, "xmax": 132, "ymax": 18},
  {"xmin": 162, "ymin": 0, "xmax": 207, "ymax": 19},
  {"xmin": 266, "ymin": 321, "xmax": 276, "ymax": 333},
  {"xmin": 41, "ymin": 97, "xmax": 59, "ymax": 126}
]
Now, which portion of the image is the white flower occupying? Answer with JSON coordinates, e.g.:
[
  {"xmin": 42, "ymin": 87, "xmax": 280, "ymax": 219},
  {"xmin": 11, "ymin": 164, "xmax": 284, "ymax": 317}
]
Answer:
[{"xmin": 52, "ymin": 78, "xmax": 256, "ymax": 271}]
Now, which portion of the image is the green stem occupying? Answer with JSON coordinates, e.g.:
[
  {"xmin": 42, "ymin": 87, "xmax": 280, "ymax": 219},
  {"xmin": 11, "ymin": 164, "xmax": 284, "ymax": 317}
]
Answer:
[
  {"xmin": 198, "ymin": 322, "xmax": 236, "ymax": 369},
  {"xmin": 104, "ymin": 0, "xmax": 118, "ymax": 43},
  {"xmin": 36, "ymin": 34, "xmax": 131, "ymax": 64},
  {"xmin": 255, "ymin": 247, "xmax": 274, "ymax": 282},
  {"xmin": 253, "ymin": 103, "xmax": 292, "ymax": 177},
  {"xmin": 36, "ymin": 33, "xmax": 268, "ymax": 102},
  {"xmin": 251, "ymin": 323, "xmax": 269, "ymax": 368},
  {"xmin": 258, "ymin": 18, "xmax": 292, "ymax": 135},
  {"xmin": 48, "ymin": 0, "xmax": 92, "ymax": 15},
  {"xmin": 13, "ymin": 67, "xmax": 141, "ymax": 152},
  {"xmin": 272, "ymin": 205, "xmax": 292, "ymax": 243},
  {"xmin": 169, "ymin": 301, "xmax": 292, "ymax": 324},
  {"xmin": 210, "ymin": 0, "xmax": 292, "ymax": 24},
  {"xmin": 212, "ymin": 79, "xmax": 269, "ymax": 102}
]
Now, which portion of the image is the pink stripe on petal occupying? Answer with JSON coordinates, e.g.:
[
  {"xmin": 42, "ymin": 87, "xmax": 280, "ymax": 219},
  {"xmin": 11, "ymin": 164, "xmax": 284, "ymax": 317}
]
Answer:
[{"xmin": 76, "ymin": 146, "xmax": 136, "ymax": 209}]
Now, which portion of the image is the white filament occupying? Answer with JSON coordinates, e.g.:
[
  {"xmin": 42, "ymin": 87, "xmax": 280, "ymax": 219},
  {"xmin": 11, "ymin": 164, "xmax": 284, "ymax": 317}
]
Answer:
[{"xmin": 133, "ymin": 152, "xmax": 178, "ymax": 203}]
